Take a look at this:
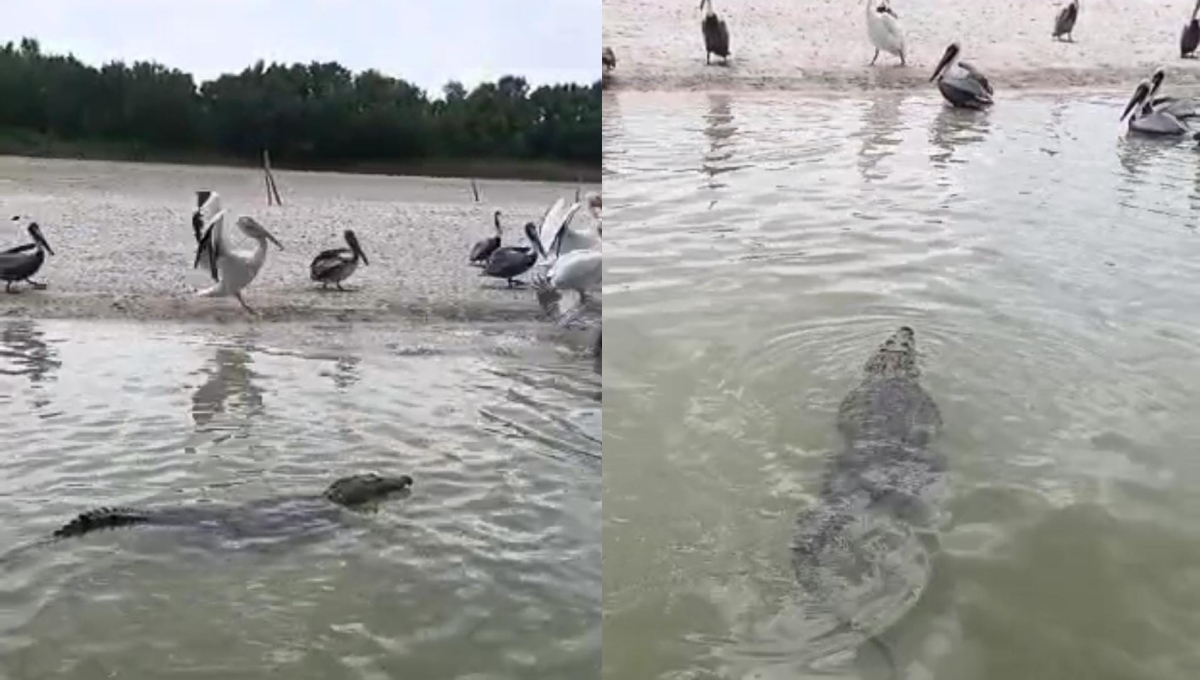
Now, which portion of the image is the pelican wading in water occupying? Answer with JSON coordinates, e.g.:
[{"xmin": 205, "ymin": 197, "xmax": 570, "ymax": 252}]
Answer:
[
  {"xmin": 1121, "ymin": 79, "xmax": 1192, "ymax": 136},
  {"xmin": 468, "ymin": 210, "xmax": 503, "ymax": 266},
  {"xmin": 866, "ymin": 0, "xmax": 906, "ymax": 66},
  {"xmin": 1183, "ymin": 0, "xmax": 1200, "ymax": 58},
  {"xmin": 310, "ymin": 229, "xmax": 368, "ymax": 290},
  {"xmin": 930, "ymin": 43, "xmax": 994, "ymax": 109},
  {"xmin": 481, "ymin": 222, "xmax": 542, "ymax": 287},
  {"xmin": 1146, "ymin": 67, "xmax": 1200, "ymax": 119},
  {"xmin": 0, "ymin": 220, "xmax": 54, "ymax": 293},
  {"xmin": 532, "ymin": 247, "xmax": 602, "ymax": 328},
  {"xmin": 699, "ymin": 0, "xmax": 730, "ymax": 65},
  {"xmin": 1052, "ymin": 0, "xmax": 1079, "ymax": 42},
  {"xmin": 193, "ymin": 191, "xmax": 284, "ymax": 314}
]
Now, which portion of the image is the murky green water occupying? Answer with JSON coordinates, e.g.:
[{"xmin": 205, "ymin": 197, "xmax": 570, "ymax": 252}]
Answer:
[
  {"xmin": 602, "ymin": 90, "xmax": 1200, "ymax": 679},
  {"xmin": 0, "ymin": 319, "xmax": 599, "ymax": 679}
]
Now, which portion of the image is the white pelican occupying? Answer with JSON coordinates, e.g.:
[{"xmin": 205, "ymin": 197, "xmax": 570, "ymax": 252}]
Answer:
[
  {"xmin": 468, "ymin": 210, "xmax": 503, "ymax": 266},
  {"xmin": 1121, "ymin": 80, "xmax": 1191, "ymax": 136},
  {"xmin": 529, "ymin": 210, "xmax": 602, "ymax": 328},
  {"xmin": 310, "ymin": 229, "xmax": 368, "ymax": 290},
  {"xmin": 930, "ymin": 43, "xmax": 994, "ymax": 109},
  {"xmin": 866, "ymin": 0, "xmax": 906, "ymax": 66},
  {"xmin": 700, "ymin": 0, "xmax": 730, "ymax": 65},
  {"xmin": 1053, "ymin": 1, "xmax": 1078, "ymax": 42},
  {"xmin": 0, "ymin": 221, "xmax": 54, "ymax": 292},
  {"xmin": 537, "ymin": 198, "xmax": 600, "ymax": 261},
  {"xmin": 193, "ymin": 192, "xmax": 284, "ymax": 314},
  {"xmin": 1183, "ymin": 0, "xmax": 1200, "ymax": 58}
]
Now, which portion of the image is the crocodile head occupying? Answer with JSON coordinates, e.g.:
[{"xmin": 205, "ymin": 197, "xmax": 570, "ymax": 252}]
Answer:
[{"xmin": 324, "ymin": 473, "xmax": 414, "ymax": 507}]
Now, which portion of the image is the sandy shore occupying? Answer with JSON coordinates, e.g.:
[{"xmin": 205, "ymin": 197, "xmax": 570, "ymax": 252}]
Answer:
[
  {"xmin": 603, "ymin": 0, "xmax": 1200, "ymax": 92},
  {"xmin": 0, "ymin": 156, "xmax": 600, "ymax": 326}
]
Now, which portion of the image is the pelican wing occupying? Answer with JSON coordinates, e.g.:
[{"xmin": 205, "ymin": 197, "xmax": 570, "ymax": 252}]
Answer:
[
  {"xmin": 310, "ymin": 247, "xmax": 352, "ymax": 279},
  {"xmin": 957, "ymin": 61, "xmax": 993, "ymax": 95},
  {"xmin": 193, "ymin": 210, "xmax": 224, "ymax": 282},
  {"xmin": 546, "ymin": 202, "xmax": 585, "ymax": 258},
  {"xmin": 537, "ymin": 198, "xmax": 569, "ymax": 250}
]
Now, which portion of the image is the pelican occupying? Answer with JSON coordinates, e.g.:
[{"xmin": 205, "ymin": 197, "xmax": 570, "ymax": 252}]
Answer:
[
  {"xmin": 1147, "ymin": 67, "xmax": 1200, "ymax": 119},
  {"xmin": 930, "ymin": 43, "xmax": 994, "ymax": 109},
  {"xmin": 1183, "ymin": 0, "xmax": 1200, "ymax": 58},
  {"xmin": 482, "ymin": 222, "xmax": 541, "ymax": 287},
  {"xmin": 1053, "ymin": 0, "xmax": 1079, "ymax": 42},
  {"xmin": 310, "ymin": 229, "xmax": 368, "ymax": 290},
  {"xmin": 0, "ymin": 221, "xmax": 54, "ymax": 293},
  {"xmin": 532, "ymin": 249, "xmax": 603, "ymax": 327},
  {"xmin": 1121, "ymin": 80, "xmax": 1191, "ymax": 136},
  {"xmin": 700, "ymin": 0, "xmax": 730, "ymax": 65},
  {"xmin": 866, "ymin": 0, "xmax": 906, "ymax": 66},
  {"xmin": 603, "ymin": 47, "xmax": 617, "ymax": 73},
  {"xmin": 537, "ymin": 198, "xmax": 600, "ymax": 262},
  {"xmin": 469, "ymin": 210, "xmax": 503, "ymax": 266},
  {"xmin": 193, "ymin": 192, "xmax": 284, "ymax": 314}
]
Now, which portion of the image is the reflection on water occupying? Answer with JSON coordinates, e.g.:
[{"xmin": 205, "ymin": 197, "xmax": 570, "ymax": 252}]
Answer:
[
  {"xmin": 0, "ymin": 320, "xmax": 600, "ymax": 679},
  {"xmin": 0, "ymin": 320, "xmax": 60, "ymax": 383},
  {"xmin": 703, "ymin": 93, "xmax": 738, "ymax": 192},
  {"xmin": 191, "ymin": 342, "xmax": 266, "ymax": 433},
  {"xmin": 603, "ymin": 91, "xmax": 1200, "ymax": 680}
]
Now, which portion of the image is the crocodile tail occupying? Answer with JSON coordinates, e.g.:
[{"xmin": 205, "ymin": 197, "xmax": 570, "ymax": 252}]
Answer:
[{"xmin": 53, "ymin": 507, "xmax": 152, "ymax": 538}]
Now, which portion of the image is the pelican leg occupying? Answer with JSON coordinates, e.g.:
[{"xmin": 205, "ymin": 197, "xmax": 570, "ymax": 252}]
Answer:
[
  {"xmin": 336, "ymin": 282, "xmax": 344, "ymax": 291},
  {"xmin": 4, "ymin": 281, "xmax": 13, "ymax": 293},
  {"xmin": 235, "ymin": 293, "xmax": 258, "ymax": 315},
  {"xmin": 706, "ymin": 52, "xmax": 711, "ymax": 65},
  {"xmin": 871, "ymin": 48, "xmax": 879, "ymax": 65},
  {"xmin": 25, "ymin": 279, "xmax": 46, "ymax": 290}
]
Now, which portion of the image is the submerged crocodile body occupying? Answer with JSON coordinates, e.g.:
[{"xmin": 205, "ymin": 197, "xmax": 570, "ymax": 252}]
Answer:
[
  {"xmin": 52, "ymin": 473, "xmax": 414, "ymax": 540},
  {"xmin": 791, "ymin": 326, "xmax": 945, "ymax": 674}
]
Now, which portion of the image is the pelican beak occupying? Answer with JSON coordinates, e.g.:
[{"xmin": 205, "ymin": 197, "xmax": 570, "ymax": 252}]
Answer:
[
  {"xmin": 30, "ymin": 224, "xmax": 53, "ymax": 256},
  {"xmin": 265, "ymin": 231, "xmax": 284, "ymax": 250},
  {"xmin": 930, "ymin": 45, "xmax": 956, "ymax": 82},
  {"xmin": 346, "ymin": 230, "xmax": 368, "ymax": 265},
  {"xmin": 525, "ymin": 222, "xmax": 547, "ymax": 259},
  {"xmin": 1121, "ymin": 83, "xmax": 1149, "ymax": 122}
]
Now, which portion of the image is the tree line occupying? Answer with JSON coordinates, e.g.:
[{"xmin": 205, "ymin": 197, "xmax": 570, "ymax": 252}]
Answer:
[{"xmin": 0, "ymin": 38, "xmax": 600, "ymax": 172}]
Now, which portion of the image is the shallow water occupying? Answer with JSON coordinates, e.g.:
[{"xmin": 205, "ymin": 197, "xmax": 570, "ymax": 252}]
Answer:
[
  {"xmin": 603, "ymin": 0, "xmax": 1200, "ymax": 91},
  {"xmin": 603, "ymin": 90, "xmax": 1200, "ymax": 679},
  {"xmin": 0, "ymin": 319, "xmax": 600, "ymax": 679}
]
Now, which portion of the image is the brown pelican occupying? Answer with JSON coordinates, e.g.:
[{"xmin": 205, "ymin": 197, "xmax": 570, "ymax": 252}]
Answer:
[
  {"xmin": 603, "ymin": 47, "xmax": 617, "ymax": 73},
  {"xmin": 310, "ymin": 229, "xmax": 368, "ymax": 290},
  {"xmin": 482, "ymin": 222, "xmax": 541, "ymax": 287},
  {"xmin": 193, "ymin": 192, "xmax": 284, "ymax": 314},
  {"xmin": 1147, "ymin": 67, "xmax": 1200, "ymax": 119},
  {"xmin": 930, "ymin": 43, "xmax": 994, "ymax": 109},
  {"xmin": 0, "ymin": 221, "xmax": 54, "ymax": 293},
  {"xmin": 700, "ymin": 0, "xmax": 730, "ymax": 65},
  {"xmin": 469, "ymin": 210, "xmax": 503, "ymax": 266},
  {"xmin": 1053, "ymin": 0, "xmax": 1079, "ymax": 42},
  {"xmin": 1121, "ymin": 80, "xmax": 1191, "ymax": 136},
  {"xmin": 1183, "ymin": 0, "xmax": 1200, "ymax": 58},
  {"xmin": 866, "ymin": 0, "xmax": 906, "ymax": 66}
]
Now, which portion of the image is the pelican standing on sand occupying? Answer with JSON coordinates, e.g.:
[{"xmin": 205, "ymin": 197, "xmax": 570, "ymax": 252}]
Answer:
[
  {"xmin": 700, "ymin": 0, "xmax": 730, "ymax": 65},
  {"xmin": 866, "ymin": 0, "xmax": 906, "ymax": 66},
  {"xmin": 930, "ymin": 43, "xmax": 994, "ymax": 109},
  {"xmin": 1121, "ymin": 80, "xmax": 1192, "ymax": 136},
  {"xmin": 0, "ymin": 221, "xmax": 54, "ymax": 293},
  {"xmin": 481, "ymin": 222, "xmax": 541, "ymax": 287},
  {"xmin": 193, "ymin": 191, "xmax": 284, "ymax": 314},
  {"xmin": 469, "ymin": 210, "xmax": 503, "ymax": 266},
  {"xmin": 1183, "ymin": 0, "xmax": 1200, "ymax": 58},
  {"xmin": 310, "ymin": 229, "xmax": 368, "ymax": 290},
  {"xmin": 1052, "ymin": 0, "xmax": 1079, "ymax": 42}
]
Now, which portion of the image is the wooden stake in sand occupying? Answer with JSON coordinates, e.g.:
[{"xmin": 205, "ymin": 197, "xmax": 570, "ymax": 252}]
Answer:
[
  {"xmin": 470, "ymin": 178, "xmax": 481, "ymax": 203},
  {"xmin": 262, "ymin": 149, "xmax": 283, "ymax": 206}
]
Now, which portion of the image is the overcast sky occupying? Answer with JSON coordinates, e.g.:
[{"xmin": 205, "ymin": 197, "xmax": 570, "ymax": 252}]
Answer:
[{"xmin": 0, "ymin": 0, "xmax": 599, "ymax": 95}]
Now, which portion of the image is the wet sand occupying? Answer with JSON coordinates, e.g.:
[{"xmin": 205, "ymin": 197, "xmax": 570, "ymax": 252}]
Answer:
[
  {"xmin": 603, "ymin": 0, "xmax": 1200, "ymax": 91},
  {"xmin": 0, "ymin": 156, "xmax": 600, "ymax": 325}
]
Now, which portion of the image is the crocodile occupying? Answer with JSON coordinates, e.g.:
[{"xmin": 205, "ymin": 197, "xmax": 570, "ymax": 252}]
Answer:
[
  {"xmin": 52, "ymin": 473, "xmax": 414, "ymax": 540},
  {"xmin": 791, "ymin": 326, "xmax": 945, "ymax": 676}
]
